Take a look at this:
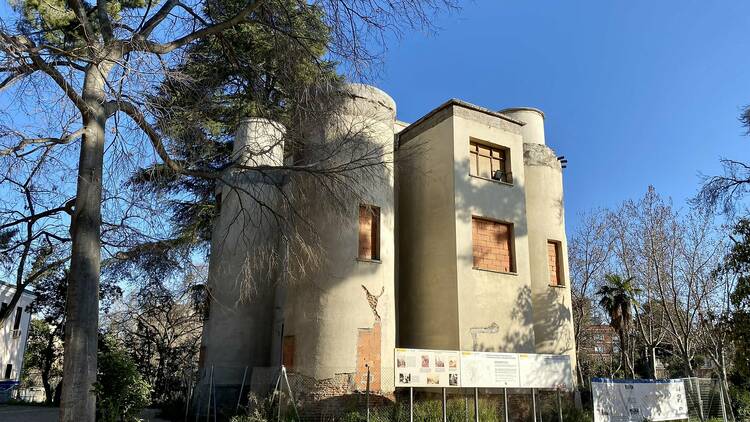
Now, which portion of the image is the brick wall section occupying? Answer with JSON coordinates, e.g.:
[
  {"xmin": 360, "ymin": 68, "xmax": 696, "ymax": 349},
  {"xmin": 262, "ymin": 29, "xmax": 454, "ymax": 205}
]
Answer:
[
  {"xmin": 358, "ymin": 205, "xmax": 380, "ymax": 260},
  {"xmin": 282, "ymin": 335, "xmax": 295, "ymax": 369},
  {"xmin": 472, "ymin": 217, "xmax": 514, "ymax": 272},
  {"xmin": 547, "ymin": 241, "xmax": 560, "ymax": 286},
  {"xmin": 354, "ymin": 322, "xmax": 381, "ymax": 391}
]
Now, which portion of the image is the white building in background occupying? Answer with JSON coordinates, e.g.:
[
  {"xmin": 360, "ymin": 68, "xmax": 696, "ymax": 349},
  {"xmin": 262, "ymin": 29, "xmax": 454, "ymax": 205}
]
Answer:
[{"xmin": 0, "ymin": 282, "xmax": 35, "ymax": 382}]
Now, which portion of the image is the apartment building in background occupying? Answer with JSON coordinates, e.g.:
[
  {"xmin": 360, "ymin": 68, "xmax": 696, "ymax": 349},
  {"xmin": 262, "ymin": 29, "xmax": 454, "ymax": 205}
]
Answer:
[
  {"xmin": 198, "ymin": 84, "xmax": 576, "ymax": 408},
  {"xmin": 0, "ymin": 282, "xmax": 35, "ymax": 382}
]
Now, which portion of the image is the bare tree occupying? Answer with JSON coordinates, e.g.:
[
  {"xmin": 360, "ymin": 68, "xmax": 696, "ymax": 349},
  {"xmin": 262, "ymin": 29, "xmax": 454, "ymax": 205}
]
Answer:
[
  {"xmin": 0, "ymin": 0, "xmax": 456, "ymax": 419},
  {"xmin": 569, "ymin": 209, "xmax": 613, "ymax": 385}
]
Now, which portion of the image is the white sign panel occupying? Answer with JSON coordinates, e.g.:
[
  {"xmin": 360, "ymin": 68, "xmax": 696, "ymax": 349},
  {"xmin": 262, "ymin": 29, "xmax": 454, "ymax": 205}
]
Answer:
[
  {"xmin": 459, "ymin": 351, "xmax": 520, "ymax": 388},
  {"xmin": 518, "ymin": 354, "xmax": 573, "ymax": 390},
  {"xmin": 592, "ymin": 378, "xmax": 689, "ymax": 422},
  {"xmin": 395, "ymin": 348, "xmax": 461, "ymax": 388}
]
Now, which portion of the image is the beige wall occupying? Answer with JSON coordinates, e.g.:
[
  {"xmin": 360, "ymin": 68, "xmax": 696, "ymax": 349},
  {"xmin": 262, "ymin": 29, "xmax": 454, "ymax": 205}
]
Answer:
[
  {"xmin": 282, "ymin": 84, "xmax": 397, "ymax": 383},
  {"xmin": 397, "ymin": 116, "xmax": 460, "ymax": 350},
  {"xmin": 451, "ymin": 110, "xmax": 536, "ymax": 353},
  {"xmin": 200, "ymin": 119, "xmax": 285, "ymax": 384},
  {"xmin": 523, "ymin": 143, "xmax": 577, "ymax": 367}
]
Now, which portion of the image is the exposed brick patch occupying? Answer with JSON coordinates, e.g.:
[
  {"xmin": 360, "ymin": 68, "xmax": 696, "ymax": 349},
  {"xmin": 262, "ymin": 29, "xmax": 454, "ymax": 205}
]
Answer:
[
  {"xmin": 547, "ymin": 241, "xmax": 561, "ymax": 286},
  {"xmin": 358, "ymin": 205, "xmax": 380, "ymax": 260},
  {"xmin": 355, "ymin": 322, "xmax": 381, "ymax": 391},
  {"xmin": 472, "ymin": 217, "xmax": 514, "ymax": 272},
  {"xmin": 282, "ymin": 336, "xmax": 295, "ymax": 369}
]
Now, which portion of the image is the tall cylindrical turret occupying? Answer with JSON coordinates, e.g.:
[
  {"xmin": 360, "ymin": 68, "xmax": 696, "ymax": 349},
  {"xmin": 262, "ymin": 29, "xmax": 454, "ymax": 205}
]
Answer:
[
  {"xmin": 281, "ymin": 84, "xmax": 397, "ymax": 392},
  {"xmin": 503, "ymin": 107, "xmax": 577, "ymax": 375},
  {"xmin": 199, "ymin": 118, "xmax": 286, "ymax": 395},
  {"xmin": 501, "ymin": 107, "xmax": 546, "ymax": 145}
]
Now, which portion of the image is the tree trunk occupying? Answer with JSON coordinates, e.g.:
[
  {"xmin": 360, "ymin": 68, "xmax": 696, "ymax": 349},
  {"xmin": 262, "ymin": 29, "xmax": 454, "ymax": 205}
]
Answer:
[{"xmin": 59, "ymin": 66, "xmax": 108, "ymax": 422}]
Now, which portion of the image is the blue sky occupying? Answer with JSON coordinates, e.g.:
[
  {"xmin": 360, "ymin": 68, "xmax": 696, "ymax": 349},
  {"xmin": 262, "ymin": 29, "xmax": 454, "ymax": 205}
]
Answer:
[{"xmin": 375, "ymin": 0, "xmax": 750, "ymax": 231}]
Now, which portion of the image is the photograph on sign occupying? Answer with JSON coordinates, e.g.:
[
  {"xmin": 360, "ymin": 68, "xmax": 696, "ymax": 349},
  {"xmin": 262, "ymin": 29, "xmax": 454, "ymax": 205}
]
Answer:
[
  {"xmin": 459, "ymin": 351, "xmax": 520, "ymax": 388},
  {"xmin": 518, "ymin": 353, "xmax": 573, "ymax": 390},
  {"xmin": 394, "ymin": 348, "xmax": 460, "ymax": 388},
  {"xmin": 592, "ymin": 378, "xmax": 688, "ymax": 422}
]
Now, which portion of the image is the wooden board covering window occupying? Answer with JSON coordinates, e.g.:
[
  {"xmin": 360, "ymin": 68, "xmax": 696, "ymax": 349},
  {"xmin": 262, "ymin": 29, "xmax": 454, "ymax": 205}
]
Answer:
[
  {"xmin": 548, "ymin": 241, "xmax": 562, "ymax": 286},
  {"xmin": 472, "ymin": 217, "xmax": 514, "ymax": 272},
  {"xmin": 358, "ymin": 205, "xmax": 380, "ymax": 260},
  {"xmin": 282, "ymin": 336, "xmax": 295, "ymax": 369},
  {"xmin": 469, "ymin": 141, "xmax": 509, "ymax": 182}
]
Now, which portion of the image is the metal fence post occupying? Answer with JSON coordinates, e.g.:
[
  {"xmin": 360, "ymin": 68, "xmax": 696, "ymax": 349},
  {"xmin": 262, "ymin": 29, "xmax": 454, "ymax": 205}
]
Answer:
[
  {"xmin": 206, "ymin": 365, "xmax": 213, "ymax": 422},
  {"xmin": 410, "ymin": 387, "xmax": 414, "ymax": 422},
  {"xmin": 474, "ymin": 388, "xmax": 479, "ymax": 422},
  {"xmin": 442, "ymin": 387, "xmax": 447, "ymax": 422},
  {"xmin": 366, "ymin": 364, "xmax": 371, "ymax": 422},
  {"xmin": 532, "ymin": 389, "xmax": 537, "ymax": 422},
  {"xmin": 557, "ymin": 389, "xmax": 563, "ymax": 422},
  {"xmin": 236, "ymin": 366, "xmax": 248, "ymax": 413},
  {"xmin": 503, "ymin": 388, "xmax": 509, "ymax": 422}
]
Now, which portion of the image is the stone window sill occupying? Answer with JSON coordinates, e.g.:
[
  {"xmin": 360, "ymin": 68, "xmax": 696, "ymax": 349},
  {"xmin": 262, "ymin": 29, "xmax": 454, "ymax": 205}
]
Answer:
[
  {"xmin": 549, "ymin": 284, "xmax": 566, "ymax": 288},
  {"xmin": 356, "ymin": 258, "xmax": 382, "ymax": 264},
  {"xmin": 472, "ymin": 267, "xmax": 517, "ymax": 276},
  {"xmin": 470, "ymin": 175, "xmax": 514, "ymax": 187}
]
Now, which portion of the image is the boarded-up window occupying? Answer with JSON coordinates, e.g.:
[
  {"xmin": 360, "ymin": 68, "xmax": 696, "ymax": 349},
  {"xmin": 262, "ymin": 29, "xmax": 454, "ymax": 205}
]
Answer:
[
  {"xmin": 355, "ymin": 322, "xmax": 382, "ymax": 391},
  {"xmin": 469, "ymin": 141, "xmax": 511, "ymax": 183},
  {"xmin": 472, "ymin": 217, "xmax": 514, "ymax": 273},
  {"xmin": 282, "ymin": 336, "xmax": 295, "ymax": 369},
  {"xmin": 358, "ymin": 205, "xmax": 380, "ymax": 260},
  {"xmin": 13, "ymin": 307, "xmax": 22, "ymax": 330},
  {"xmin": 548, "ymin": 241, "xmax": 562, "ymax": 286}
]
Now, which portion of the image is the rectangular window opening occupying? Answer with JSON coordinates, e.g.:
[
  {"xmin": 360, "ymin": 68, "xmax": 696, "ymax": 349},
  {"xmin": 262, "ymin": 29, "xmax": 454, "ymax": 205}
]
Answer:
[
  {"xmin": 4, "ymin": 364, "xmax": 11, "ymax": 379},
  {"xmin": 469, "ymin": 140, "xmax": 512, "ymax": 183},
  {"xmin": 358, "ymin": 205, "xmax": 380, "ymax": 261},
  {"xmin": 472, "ymin": 217, "xmax": 515, "ymax": 273},
  {"xmin": 547, "ymin": 241, "xmax": 563, "ymax": 286},
  {"xmin": 13, "ymin": 307, "xmax": 22, "ymax": 330}
]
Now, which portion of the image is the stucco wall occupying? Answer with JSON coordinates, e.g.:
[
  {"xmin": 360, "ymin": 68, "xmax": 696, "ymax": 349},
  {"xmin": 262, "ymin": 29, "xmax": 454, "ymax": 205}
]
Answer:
[
  {"xmin": 523, "ymin": 143, "xmax": 577, "ymax": 366},
  {"xmin": 451, "ymin": 111, "xmax": 536, "ymax": 353},
  {"xmin": 397, "ymin": 116, "xmax": 460, "ymax": 350},
  {"xmin": 282, "ymin": 84, "xmax": 397, "ymax": 383},
  {"xmin": 200, "ymin": 119, "xmax": 285, "ymax": 384}
]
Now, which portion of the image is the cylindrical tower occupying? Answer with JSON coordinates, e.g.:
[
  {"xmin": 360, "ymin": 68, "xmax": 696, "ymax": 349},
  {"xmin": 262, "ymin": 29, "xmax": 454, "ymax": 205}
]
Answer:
[
  {"xmin": 501, "ymin": 108, "xmax": 577, "ymax": 372},
  {"xmin": 199, "ymin": 118, "xmax": 286, "ymax": 396},
  {"xmin": 280, "ymin": 84, "xmax": 397, "ymax": 392}
]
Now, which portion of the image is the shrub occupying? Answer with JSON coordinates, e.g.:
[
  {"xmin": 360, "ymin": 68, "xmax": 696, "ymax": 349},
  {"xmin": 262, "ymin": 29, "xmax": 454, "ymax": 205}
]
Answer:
[{"xmin": 94, "ymin": 335, "xmax": 152, "ymax": 422}]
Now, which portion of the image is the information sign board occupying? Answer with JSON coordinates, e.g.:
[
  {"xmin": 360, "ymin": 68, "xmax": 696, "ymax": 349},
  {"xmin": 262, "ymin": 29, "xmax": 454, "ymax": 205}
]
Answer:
[
  {"xmin": 592, "ymin": 378, "xmax": 689, "ymax": 422},
  {"xmin": 459, "ymin": 351, "xmax": 520, "ymax": 388},
  {"xmin": 394, "ymin": 348, "xmax": 461, "ymax": 388}
]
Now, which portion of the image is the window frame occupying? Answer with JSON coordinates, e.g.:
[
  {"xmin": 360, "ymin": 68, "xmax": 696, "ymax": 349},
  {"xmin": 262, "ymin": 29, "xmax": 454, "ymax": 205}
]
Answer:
[
  {"xmin": 358, "ymin": 204, "xmax": 381, "ymax": 262},
  {"xmin": 547, "ymin": 240, "xmax": 564, "ymax": 287},
  {"xmin": 471, "ymin": 216, "xmax": 517, "ymax": 274},
  {"xmin": 469, "ymin": 139, "xmax": 513, "ymax": 185}
]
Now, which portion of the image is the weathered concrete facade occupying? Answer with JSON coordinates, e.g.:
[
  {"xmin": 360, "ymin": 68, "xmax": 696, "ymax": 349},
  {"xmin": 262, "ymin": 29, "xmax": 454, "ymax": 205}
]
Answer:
[{"xmin": 198, "ymin": 86, "xmax": 576, "ymax": 406}]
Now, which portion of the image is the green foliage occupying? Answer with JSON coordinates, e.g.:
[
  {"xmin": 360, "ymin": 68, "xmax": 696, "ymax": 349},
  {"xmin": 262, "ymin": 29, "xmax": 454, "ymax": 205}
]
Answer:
[
  {"xmin": 94, "ymin": 335, "xmax": 152, "ymax": 422},
  {"xmin": 730, "ymin": 385, "xmax": 750, "ymax": 421},
  {"xmin": 596, "ymin": 274, "xmax": 640, "ymax": 333},
  {"xmin": 717, "ymin": 219, "xmax": 750, "ymax": 381}
]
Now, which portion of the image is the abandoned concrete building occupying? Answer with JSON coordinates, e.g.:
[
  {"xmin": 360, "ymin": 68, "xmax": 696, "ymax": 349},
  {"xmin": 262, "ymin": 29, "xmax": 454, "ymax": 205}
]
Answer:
[{"xmin": 198, "ymin": 84, "xmax": 576, "ymax": 406}]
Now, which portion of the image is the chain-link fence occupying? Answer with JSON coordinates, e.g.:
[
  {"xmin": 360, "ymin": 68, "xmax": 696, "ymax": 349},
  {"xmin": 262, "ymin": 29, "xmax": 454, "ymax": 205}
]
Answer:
[
  {"xmin": 187, "ymin": 366, "xmax": 580, "ymax": 422},
  {"xmin": 682, "ymin": 378, "xmax": 731, "ymax": 422}
]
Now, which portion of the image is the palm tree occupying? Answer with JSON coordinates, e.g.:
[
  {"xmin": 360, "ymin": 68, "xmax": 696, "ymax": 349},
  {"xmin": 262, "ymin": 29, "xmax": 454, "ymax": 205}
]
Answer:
[{"xmin": 596, "ymin": 274, "xmax": 640, "ymax": 378}]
